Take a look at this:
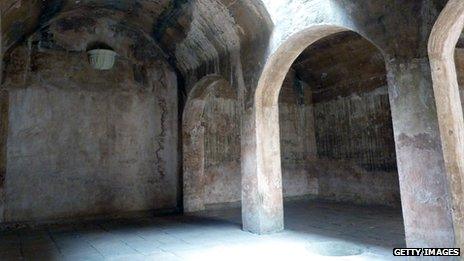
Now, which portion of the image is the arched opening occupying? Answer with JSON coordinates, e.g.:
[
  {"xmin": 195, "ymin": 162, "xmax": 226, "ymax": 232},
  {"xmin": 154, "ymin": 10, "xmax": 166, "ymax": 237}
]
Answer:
[
  {"xmin": 244, "ymin": 26, "xmax": 349, "ymax": 234},
  {"xmin": 279, "ymin": 30, "xmax": 405, "ymax": 248},
  {"xmin": 245, "ymin": 26, "xmax": 406, "ymax": 250},
  {"xmin": 429, "ymin": 0, "xmax": 464, "ymax": 249},
  {"xmin": 183, "ymin": 75, "xmax": 240, "ymax": 213},
  {"xmin": 280, "ymin": 31, "xmax": 399, "ymax": 204}
]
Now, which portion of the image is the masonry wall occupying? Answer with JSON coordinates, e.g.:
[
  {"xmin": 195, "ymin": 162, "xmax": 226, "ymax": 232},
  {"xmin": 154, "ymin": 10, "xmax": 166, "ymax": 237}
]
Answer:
[
  {"xmin": 0, "ymin": 18, "xmax": 179, "ymax": 223},
  {"xmin": 279, "ymin": 75, "xmax": 400, "ymax": 207},
  {"xmin": 279, "ymin": 70, "xmax": 319, "ymax": 198},
  {"xmin": 199, "ymin": 74, "xmax": 322, "ymax": 207},
  {"xmin": 310, "ymin": 87, "xmax": 400, "ymax": 206},
  {"xmin": 454, "ymin": 48, "xmax": 464, "ymax": 111},
  {"xmin": 203, "ymin": 94, "xmax": 241, "ymax": 206}
]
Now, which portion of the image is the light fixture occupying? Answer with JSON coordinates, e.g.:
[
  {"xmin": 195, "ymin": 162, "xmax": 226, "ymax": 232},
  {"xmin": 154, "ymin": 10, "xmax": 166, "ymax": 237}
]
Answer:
[{"xmin": 87, "ymin": 49, "xmax": 117, "ymax": 70}]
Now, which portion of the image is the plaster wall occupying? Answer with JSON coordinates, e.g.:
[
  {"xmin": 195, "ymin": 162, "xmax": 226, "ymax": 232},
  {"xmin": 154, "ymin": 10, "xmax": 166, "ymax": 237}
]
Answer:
[
  {"xmin": 279, "ymin": 103, "xmax": 319, "ymax": 198},
  {"xmin": 279, "ymin": 78, "xmax": 400, "ymax": 207},
  {"xmin": 203, "ymin": 96, "xmax": 241, "ymax": 206},
  {"xmin": 1, "ymin": 29, "xmax": 178, "ymax": 223},
  {"xmin": 197, "ymin": 78, "xmax": 321, "ymax": 207},
  {"xmin": 279, "ymin": 70, "xmax": 319, "ymax": 199},
  {"xmin": 311, "ymin": 88, "xmax": 400, "ymax": 207}
]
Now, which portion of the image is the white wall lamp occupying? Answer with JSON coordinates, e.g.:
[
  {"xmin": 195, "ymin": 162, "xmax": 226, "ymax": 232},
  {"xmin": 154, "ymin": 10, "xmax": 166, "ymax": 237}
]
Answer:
[{"xmin": 87, "ymin": 48, "xmax": 117, "ymax": 70}]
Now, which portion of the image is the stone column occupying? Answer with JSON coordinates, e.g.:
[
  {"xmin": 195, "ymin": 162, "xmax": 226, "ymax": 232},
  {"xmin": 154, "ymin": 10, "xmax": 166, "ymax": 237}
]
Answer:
[
  {"xmin": 386, "ymin": 57, "xmax": 456, "ymax": 247},
  {"xmin": 241, "ymin": 105, "xmax": 284, "ymax": 234},
  {"xmin": 428, "ymin": 0, "xmax": 464, "ymax": 247},
  {"xmin": 0, "ymin": 12, "xmax": 5, "ymax": 223}
]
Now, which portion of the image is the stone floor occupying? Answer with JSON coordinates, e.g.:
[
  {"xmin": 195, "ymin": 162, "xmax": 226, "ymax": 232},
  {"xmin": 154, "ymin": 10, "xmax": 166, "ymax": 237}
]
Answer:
[{"xmin": 0, "ymin": 200, "xmax": 405, "ymax": 260}]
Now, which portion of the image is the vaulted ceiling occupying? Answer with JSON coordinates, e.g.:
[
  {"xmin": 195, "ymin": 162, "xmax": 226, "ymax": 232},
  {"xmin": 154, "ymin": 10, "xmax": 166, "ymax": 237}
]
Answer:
[
  {"xmin": 1, "ymin": 0, "xmax": 272, "ymax": 75},
  {"xmin": 291, "ymin": 31, "xmax": 387, "ymax": 103}
]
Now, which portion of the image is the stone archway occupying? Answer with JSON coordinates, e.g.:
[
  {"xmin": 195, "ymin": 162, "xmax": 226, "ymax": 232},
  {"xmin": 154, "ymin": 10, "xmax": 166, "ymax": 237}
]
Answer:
[
  {"xmin": 429, "ymin": 0, "xmax": 464, "ymax": 249},
  {"xmin": 183, "ymin": 75, "xmax": 237, "ymax": 213},
  {"xmin": 243, "ymin": 25, "xmax": 351, "ymax": 234}
]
